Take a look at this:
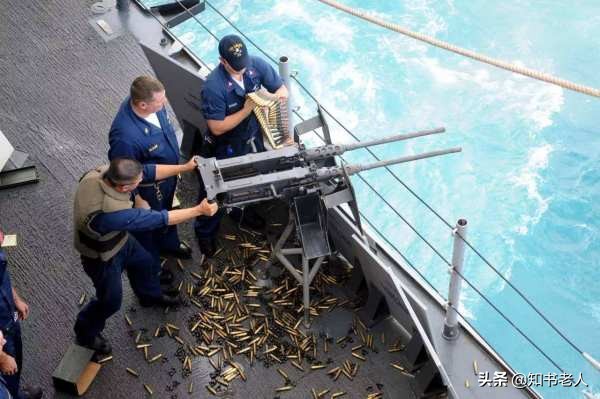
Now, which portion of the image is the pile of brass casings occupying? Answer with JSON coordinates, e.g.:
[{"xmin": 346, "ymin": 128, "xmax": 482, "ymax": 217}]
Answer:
[{"xmin": 124, "ymin": 231, "xmax": 406, "ymax": 397}]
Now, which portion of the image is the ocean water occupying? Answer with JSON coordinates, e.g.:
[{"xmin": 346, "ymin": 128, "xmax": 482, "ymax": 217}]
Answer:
[{"xmin": 165, "ymin": 1, "xmax": 600, "ymax": 397}]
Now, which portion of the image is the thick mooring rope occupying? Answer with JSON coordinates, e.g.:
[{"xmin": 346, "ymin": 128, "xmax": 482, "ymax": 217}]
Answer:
[{"xmin": 317, "ymin": 0, "xmax": 600, "ymax": 98}]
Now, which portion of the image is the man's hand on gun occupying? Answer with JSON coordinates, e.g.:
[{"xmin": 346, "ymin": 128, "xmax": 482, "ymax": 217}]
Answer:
[
  {"xmin": 184, "ymin": 156, "xmax": 198, "ymax": 172},
  {"xmin": 196, "ymin": 198, "xmax": 218, "ymax": 217}
]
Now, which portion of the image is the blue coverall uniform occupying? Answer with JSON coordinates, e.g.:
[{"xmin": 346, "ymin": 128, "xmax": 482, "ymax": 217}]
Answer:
[
  {"xmin": 0, "ymin": 377, "xmax": 10, "ymax": 399},
  {"xmin": 195, "ymin": 56, "xmax": 283, "ymax": 239},
  {"xmin": 0, "ymin": 249, "xmax": 23, "ymax": 399},
  {"xmin": 73, "ymin": 171, "xmax": 169, "ymax": 343},
  {"xmin": 108, "ymin": 98, "xmax": 181, "ymax": 268}
]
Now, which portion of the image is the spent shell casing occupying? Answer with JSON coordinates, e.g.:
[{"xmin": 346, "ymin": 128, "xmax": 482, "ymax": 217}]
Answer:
[
  {"xmin": 78, "ymin": 293, "xmax": 86, "ymax": 306},
  {"xmin": 331, "ymin": 392, "xmax": 346, "ymax": 398},
  {"xmin": 154, "ymin": 326, "xmax": 161, "ymax": 337},
  {"xmin": 318, "ymin": 389, "xmax": 329, "ymax": 397},
  {"xmin": 277, "ymin": 368, "xmax": 289, "ymax": 380},
  {"xmin": 311, "ymin": 364, "xmax": 326, "ymax": 370},
  {"xmin": 206, "ymin": 385, "xmax": 218, "ymax": 395},
  {"xmin": 390, "ymin": 363, "xmax": 405, "ymax": 372},
  {"xmin": 341, "ymin": 369, "xmax": 353, "ymax": 380},
  {"xmin": 207, "ymin": 348, "xmax": 220, "ymax": 357},
  {"xmin": 208, "ymin": 357, "xmax": 219, "ymax": 370},
  {"xmin": 124, "ymin": 314, "xmax": 132, "ymax": 326},
  {"xmin": 191, "ymin": 271, "xmax": 202, "ymax": 280},
  {"xmin": 97, "ymin": 355, "xmax": 113, "ymax": 364},
  {"xmin": 333, "ymin": 368, "xmax": 342, "ymax": 381},
  {"xmin": 237, "ymin": 346, "xmax": 251, "ymax": 355},
  {"xmin": 275, "ymin": 386, "xmax": 293, "ymax": 392},
  {"xmin": 215, "ymin": 378, "xmax": 228, "ymax": 387},
  {"xmin": 166, "ymin": 322, "xmax": 179, "ymax": 330},
  {"xmin": 465, "ymin": 379, "xmax": 470, "ymax": 388},
  {"xmin": 473, "ymin": 360, "xmax": 479, "ymax": 375},
  {"xmin": 143, "ymin": 384, "xmax": 153, "ymax": 395},
  {"xmin": 126, "ymin": 367, "xmax": 139, "ymax": 377},
  {"xmin": 188, "ymin": 382, "xmax": 193, "ymax": 394},
  {"xmin": 291, "ymin": 360, "xmax": 304, "ymax": 371},
  {"xmin": 148, "ymin": 354, "xmax": 163, "ymax": 363},
  {"xmin": 351, "ymin": 352, "xmax": 366, "ymax": 361},
  {"xmin": 191, "ymin": 320, "xmax": 202, "ymax": 332}
]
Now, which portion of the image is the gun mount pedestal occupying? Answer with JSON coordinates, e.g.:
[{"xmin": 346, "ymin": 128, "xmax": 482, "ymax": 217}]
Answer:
[
  {"xmin": 272, "ymin": 194, "xmax": 330, "ymax": 327},
  {"xmin": 195, "ymin": 122, "xmax": 461, "ymax": 329}
]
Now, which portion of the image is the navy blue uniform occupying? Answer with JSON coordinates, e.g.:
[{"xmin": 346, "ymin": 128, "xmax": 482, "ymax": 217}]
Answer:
[
  {"xmin": 195, "ymin": 56, "xmax": 283, "ymax": 238},
  {"xmin": 108, "ymin": 98, "xmax": 181, "ymax": 261},
  {"xmin": 74, "ymin": 208, "xmax": 168, "ymax": 343},
  {"xmin": 0, "ymin": 250, "xmax": 22, "ymax": 399},
  {"xmin": 0, "ymin": 378, "xmax": 10, "ymax": 399}
]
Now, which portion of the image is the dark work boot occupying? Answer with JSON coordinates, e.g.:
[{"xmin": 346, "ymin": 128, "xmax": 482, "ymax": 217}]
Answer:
[
  {"xmin": 139, "ymin": 294, "xmax": 182, "ymax": 308},
  {"xmin": 19, "ymin": 385, "xmax": 43, "ymax": 399},
  {"xmin": 161, "ymin": 284, "xmax": 180, "ymax": 297},
  {"xmin": 160, "ymin": 241, "xmax": 192, "ymax": 260},
  {"xmin": 76, "ymin": 334, "xmax": 112, "ymax": 356},
  {"xmin": 197, "ymin": 237, "xmax": 216, "ymax": 257},
  {"xmin": 160, "ymin": 269, "xmax": 174, "ymax": 285}
]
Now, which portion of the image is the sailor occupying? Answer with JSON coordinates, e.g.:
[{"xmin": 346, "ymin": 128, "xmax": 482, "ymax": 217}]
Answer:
[
  {"xmin": 108, "ymin": 76, "xmax": 189, "ymax": 288},
  {"xmin": 0, "ymin": 232, "xmax": 42, "ymax": 399},
  {"xmin": 195, "ymin": 34, "xmax": 289, "ymax": 255},
  {"xmin": 73, "ymin": 158, "xmax": 218, "ymax": 354}
]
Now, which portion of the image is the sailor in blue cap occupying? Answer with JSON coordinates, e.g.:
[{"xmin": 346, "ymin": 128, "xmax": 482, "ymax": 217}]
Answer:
[
  {"xmin": 195, "ymin": 34, "xmax": 288, "ymax": 255},
  {"xmin": 72, "ymin": 158, "xmax": 218, "ymax": 354},
  {"xmin": 108, "ymin": 76, "xmax": 190, "ymax": 286},
  {"xmin": 0, "ymin": 232, "xmax": 42, "ymax": 399}
]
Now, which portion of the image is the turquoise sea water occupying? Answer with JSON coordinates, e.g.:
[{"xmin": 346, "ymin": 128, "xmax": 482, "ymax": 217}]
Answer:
[{"xmin": 164, "ymin": 1, "xmax": 600, "ymax": 397}]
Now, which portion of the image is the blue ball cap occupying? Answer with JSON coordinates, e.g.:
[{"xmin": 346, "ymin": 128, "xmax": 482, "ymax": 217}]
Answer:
[{"xmin": 218, "ymin": 34, "xmax": 249, "ymax": 72}]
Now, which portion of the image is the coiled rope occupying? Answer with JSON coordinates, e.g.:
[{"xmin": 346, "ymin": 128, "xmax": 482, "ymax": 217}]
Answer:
[{"xmin": 316, "ymin": 0, "xmax": 600, "ymax": 98}]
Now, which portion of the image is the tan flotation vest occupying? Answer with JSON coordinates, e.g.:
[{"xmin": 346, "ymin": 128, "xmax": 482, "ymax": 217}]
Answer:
[{"xmin": 73, "ymin": 165, "xmax": 133, "ymax": 261}]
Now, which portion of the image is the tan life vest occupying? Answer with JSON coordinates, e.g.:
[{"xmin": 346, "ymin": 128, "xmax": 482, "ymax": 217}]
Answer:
[{"xmin": 73, "ymin": 165, "xmax": 133, "ymax": 261}]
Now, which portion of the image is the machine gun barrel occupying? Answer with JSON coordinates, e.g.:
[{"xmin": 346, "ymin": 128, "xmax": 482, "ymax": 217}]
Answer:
[
  {"xmin": 315, "ymin": 147, "xmax": 462, "ymax": 180},
  {"xmin": 303, "ymin": 127, "xmax": 446, "ymax": 161}
]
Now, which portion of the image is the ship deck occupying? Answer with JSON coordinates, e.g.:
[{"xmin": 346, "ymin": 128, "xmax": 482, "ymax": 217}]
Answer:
[{"xmin": 0, "ymin": 1, "xmax": 536, "ymax": 398}]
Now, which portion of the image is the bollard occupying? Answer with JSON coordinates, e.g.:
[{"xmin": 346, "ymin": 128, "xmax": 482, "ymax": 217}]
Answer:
[
  {"xmin": 116, "ymin": 0, "xmax": 130, "ymax": 11},
  {"xmin": 277, "ymin": 56, "xmax": 294, "ymax": 140},
  {"xmin": 442, "ymin": 218, "xmax": 467, "ymax": 340}
]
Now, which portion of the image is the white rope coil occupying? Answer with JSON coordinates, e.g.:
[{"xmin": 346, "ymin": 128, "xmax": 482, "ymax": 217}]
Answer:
[{"xmin": 317, "ymin": 0, "xmax": 600, "ymax": 98}]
